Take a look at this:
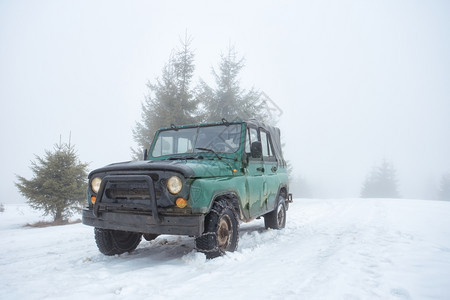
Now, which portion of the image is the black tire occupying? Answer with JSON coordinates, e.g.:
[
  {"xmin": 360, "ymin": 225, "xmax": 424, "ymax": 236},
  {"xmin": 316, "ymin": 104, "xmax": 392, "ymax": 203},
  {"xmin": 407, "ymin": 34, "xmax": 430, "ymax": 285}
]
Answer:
[
  {"xmin": 143, "ymin": 233, "xmax": 159, "ymax": 241},
  {"xmin": 94, "ymin": 228, "xmax": 142, "ymax": 256},
  {"xmin": 195, "ymin": 199, "xmax": 239, "ymax": 259},
  {"xmin": 264, "ymin": 196, "xmax": 286, "ymax": 230}
]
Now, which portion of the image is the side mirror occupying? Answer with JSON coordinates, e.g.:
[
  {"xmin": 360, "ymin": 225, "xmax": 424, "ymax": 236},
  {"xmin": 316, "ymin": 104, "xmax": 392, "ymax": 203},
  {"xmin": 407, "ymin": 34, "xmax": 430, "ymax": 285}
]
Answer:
[
  {"xmin": 250, "ymin": 141, "xmax": 262, "ymax": 158},
  {"xmin": 143, "ymin": 149, "xmax": 148, "ymax": 160}
]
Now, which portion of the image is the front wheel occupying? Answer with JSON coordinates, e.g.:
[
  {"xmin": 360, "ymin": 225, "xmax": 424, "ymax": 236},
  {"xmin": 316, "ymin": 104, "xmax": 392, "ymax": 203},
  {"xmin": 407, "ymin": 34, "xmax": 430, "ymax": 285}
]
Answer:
[
  {"xmin": 94, "ymin": 228, "xmax": 142, "ymax": 256},
  {"xmin": 195, "ymin": 199, "xmax": 239, "ymax": 259},
  {"xmin": 264, "ymin": 196, "xmax": 287, "ymax": 230}
]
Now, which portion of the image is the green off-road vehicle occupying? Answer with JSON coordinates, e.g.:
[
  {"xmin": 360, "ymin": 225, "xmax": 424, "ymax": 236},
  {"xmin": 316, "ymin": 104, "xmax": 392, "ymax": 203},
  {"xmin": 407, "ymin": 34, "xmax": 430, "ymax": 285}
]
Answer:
[{"xmin": 82, "ymin": 119, "xmax": 292, "ymax": 258}]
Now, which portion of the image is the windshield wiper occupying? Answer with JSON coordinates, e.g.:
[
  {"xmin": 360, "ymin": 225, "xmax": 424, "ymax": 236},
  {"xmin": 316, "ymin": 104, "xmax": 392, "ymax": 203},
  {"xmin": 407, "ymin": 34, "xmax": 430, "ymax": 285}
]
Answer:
[
  {"xmin": 167, "ymin": 154, "xmax": 202, "ymax": 160},
  {"xmin": 195, "ymin": 147, "xmax": 222, "ymax": 160}
]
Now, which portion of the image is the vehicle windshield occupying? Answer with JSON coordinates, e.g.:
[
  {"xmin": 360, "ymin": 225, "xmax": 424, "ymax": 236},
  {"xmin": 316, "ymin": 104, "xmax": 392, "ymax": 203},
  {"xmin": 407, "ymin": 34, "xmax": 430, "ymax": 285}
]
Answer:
[{"xmin": 151, "ymin": 124, "xmax": 242, "ymax": 158}]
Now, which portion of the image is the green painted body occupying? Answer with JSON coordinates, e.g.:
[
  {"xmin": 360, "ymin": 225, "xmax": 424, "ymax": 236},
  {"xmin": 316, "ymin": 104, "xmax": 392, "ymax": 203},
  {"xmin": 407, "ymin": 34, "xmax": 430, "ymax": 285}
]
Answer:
[{"xmin": 83, "ymin": 120, "xmax": 290, "ymax": 234}]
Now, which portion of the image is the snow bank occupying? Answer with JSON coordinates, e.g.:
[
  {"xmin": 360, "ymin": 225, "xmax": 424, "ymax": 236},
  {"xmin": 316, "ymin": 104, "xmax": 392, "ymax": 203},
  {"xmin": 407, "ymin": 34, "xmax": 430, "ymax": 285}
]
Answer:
[{"xmin": 1, "ymin": 199, "xmax": 449, "ymax": 299}]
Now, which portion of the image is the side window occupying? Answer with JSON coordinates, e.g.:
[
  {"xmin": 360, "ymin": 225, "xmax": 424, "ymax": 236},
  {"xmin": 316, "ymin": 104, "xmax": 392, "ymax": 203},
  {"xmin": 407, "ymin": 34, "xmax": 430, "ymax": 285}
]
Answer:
[
  {"xmin": 260, "ymin": 130, "xmax": 275, "ymax": 159},
  {"xmin": 245, "ymin": 128, "xmax": 251, "ymax": 153},
  {"xmin": 246, "ymin": 127, "xmax": 259, "ymax": 158},
  {"xmin": 267, "ymin": 135, "xmax": 274, "ymax": 157},
  {"xmin": 260, "ymin": 131, "xmax": 269, "ymax": 157},
  {"xmin": 250, "ymin": 128, "xmax": 258, "ymax": 145}
]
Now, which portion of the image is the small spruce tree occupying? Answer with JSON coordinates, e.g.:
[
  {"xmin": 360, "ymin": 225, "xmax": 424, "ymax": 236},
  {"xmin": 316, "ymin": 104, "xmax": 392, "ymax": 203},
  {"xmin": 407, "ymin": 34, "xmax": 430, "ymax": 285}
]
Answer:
[
  {"xmin": 15, "ymin": 141, "xmax": 88, "ymax": 223},
  {"xmin": 361, "ymin": 159, "xmax": 400, "ymax": 198}
]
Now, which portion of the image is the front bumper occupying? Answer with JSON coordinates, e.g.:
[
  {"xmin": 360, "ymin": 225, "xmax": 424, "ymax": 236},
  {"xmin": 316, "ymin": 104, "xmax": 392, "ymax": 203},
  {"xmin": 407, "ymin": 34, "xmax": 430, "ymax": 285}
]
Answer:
[{"xmin": 82, "ymin": 209, "xmax": 205, "ymax": 236}]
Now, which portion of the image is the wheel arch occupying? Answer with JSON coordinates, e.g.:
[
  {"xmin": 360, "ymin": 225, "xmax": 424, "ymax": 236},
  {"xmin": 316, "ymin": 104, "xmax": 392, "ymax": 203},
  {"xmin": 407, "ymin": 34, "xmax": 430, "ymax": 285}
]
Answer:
[
  {"xmin": 209, "ymin": 192, "xmax": 241, "ymax": 219},
  {"xmin": 274, "ymin": 185, "xmax": 289, "ymax": 210}
]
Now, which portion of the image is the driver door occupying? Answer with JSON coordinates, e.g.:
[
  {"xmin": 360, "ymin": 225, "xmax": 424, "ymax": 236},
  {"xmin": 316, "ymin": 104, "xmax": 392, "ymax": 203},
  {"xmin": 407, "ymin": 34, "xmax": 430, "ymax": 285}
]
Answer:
[{"xmin": 244, "ymin": 126, "xmax": 266, "ymax": 217}]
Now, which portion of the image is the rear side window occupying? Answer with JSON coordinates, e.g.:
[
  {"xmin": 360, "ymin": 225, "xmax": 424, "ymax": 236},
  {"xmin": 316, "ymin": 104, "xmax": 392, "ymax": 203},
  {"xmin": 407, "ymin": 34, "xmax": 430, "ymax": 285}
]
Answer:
[
  {"xmin": 245, "ymin": 127, "xmax": 259, "ymax": 154},
  {"xmin": 260, "ymin": 130, "xmax": 275, "ymax": 158}
]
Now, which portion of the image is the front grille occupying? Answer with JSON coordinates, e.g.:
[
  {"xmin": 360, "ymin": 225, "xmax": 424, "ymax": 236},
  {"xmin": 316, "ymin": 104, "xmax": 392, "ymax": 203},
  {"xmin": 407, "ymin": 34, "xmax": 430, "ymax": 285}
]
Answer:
[
  {"xmin": 100, "ymin": 178, "xmax": 170, "ymax": 209},
  {"xmin": 106, "ymin": 187, "xmax": 162, "ymax": 201}
]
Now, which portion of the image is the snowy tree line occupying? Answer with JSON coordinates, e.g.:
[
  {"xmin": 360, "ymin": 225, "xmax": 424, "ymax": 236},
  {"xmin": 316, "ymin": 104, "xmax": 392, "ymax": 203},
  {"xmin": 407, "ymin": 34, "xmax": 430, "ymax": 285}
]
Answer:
[
  {"xmin": 15, "ymin": 143, "xmax": 448, "ymax": 223},
  {"xmin": 13, "ymin": 36, "xmax": 450, "ymax": 222},
  {"xmin": 290, "ymin": 159, "xmax": 450, "ymax": 201}
]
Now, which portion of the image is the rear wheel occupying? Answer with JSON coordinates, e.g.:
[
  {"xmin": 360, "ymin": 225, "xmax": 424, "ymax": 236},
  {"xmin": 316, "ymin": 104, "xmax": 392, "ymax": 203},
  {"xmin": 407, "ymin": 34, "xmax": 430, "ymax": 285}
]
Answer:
[
  {"xmin": 94, "ymin": 228, "xmax": 142, "ymax": 256},
  {"xmin": 264, "ymin": 196, "xmax": 286, "ymax": 230},
  {"xmin": 195, "ymin": 199, "xmax": 239, "ymax": 259}
]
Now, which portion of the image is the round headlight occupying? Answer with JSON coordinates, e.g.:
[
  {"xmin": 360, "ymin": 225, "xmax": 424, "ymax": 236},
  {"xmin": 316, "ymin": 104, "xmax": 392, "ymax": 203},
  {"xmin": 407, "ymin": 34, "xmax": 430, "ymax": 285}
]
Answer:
[
  {"xmin": 91, "ymin": 177, "xmax": 102, "ymax": 193},
  {"xmin": 167, "ymin": 176, "xmax": 182, "ymax": 194}
]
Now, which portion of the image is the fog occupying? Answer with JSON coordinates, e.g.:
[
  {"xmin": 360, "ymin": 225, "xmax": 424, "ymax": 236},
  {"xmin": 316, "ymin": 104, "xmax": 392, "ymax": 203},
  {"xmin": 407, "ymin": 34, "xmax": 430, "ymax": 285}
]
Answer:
[{"xmin": 1, "ymin": 0, "xmax": 449, "ymax": 203}]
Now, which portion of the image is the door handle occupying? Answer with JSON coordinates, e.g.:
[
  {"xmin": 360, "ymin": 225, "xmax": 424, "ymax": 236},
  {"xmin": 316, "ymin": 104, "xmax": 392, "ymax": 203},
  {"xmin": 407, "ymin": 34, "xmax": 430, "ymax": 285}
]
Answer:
[{"xmin": 256, "ymin": 167, "xmax": 265, "ymax": 172}]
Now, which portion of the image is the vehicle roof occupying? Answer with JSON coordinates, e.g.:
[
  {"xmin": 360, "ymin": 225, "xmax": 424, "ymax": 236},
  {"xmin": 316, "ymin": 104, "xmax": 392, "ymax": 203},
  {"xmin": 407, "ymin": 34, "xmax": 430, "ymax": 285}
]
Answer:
[{"xmin": 159, "ymin": 119, "xmax": 273, "ymax": 130}]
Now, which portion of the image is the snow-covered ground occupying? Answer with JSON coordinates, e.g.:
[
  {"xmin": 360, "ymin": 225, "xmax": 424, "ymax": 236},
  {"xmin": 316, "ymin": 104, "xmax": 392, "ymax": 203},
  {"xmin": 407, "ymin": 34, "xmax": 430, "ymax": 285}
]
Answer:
[{"xmin": 1, "ymin": 198, "xmax": 450, "ymax": 300}]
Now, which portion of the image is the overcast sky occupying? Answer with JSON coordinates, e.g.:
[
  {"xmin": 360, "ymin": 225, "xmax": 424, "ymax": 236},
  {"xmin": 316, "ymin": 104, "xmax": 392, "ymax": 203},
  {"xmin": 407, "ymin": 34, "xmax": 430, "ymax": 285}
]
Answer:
[{"xmin": 1, "ymin": 0, "xmax": 449, "ymax": 202}]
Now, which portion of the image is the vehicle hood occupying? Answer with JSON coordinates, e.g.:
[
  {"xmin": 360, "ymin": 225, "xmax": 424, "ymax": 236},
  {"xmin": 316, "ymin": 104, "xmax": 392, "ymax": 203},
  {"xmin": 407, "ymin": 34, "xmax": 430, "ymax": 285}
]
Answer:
[{"xmin": 89, "ymin": 159, "xmax": 236, "ymax": 179}]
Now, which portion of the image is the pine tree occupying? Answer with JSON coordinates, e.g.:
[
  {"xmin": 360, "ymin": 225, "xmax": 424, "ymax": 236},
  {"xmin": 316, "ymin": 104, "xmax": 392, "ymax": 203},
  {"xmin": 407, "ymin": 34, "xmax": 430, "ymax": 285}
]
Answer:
[
  {"xmin": 132, "ymin": 36, "xmax": 199, "ymax": 158},
  {"xmin": 200, "ymin": 45, "xmax": 268, "ymax": 123},
  {"xmin": 15, "ymin": 141, "xmax": 88, "ymax": 223},
  {"xmin": 361, "ymin": 159, "xmax": 400, "ymax": 198},
  {"xmin": 438, "ymin": 173, "xmax": 450, "ymax": 201}
]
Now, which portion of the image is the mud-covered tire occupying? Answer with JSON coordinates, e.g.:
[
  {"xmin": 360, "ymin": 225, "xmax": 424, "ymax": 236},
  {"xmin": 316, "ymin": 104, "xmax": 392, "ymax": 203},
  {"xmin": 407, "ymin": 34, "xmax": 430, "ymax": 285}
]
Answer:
[
  {"xmin": 195, "ymin": 199, "xmax": 239, "ymax": 259},
  {"xmin": 94, "ymin": 228, "xmax": 142, "ymax": 256},
  {"xmin": 264, "ymin": 196, "xmax": 286, "ymax": 230}
]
